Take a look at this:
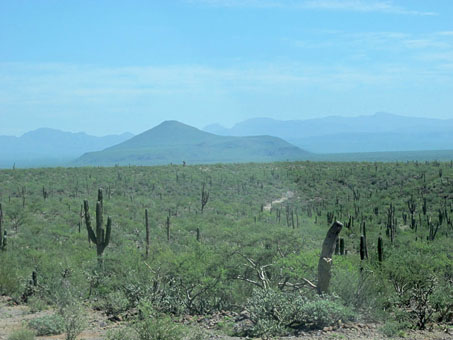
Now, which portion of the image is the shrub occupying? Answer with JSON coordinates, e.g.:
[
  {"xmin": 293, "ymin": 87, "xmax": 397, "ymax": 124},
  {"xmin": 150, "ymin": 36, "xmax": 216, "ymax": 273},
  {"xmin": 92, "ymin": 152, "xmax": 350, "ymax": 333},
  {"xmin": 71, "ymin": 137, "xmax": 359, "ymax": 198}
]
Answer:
[
  {"xmin": 294, "ymin": 296, "xmax": 355, "ymax": 329},
  {"xmin": 379, "ymin": 321, "xmax": 409, "ymax": 338},
  {"xmin": 105, "ymin": 327, "xmax": 138, "ymax": 340},
  {"xmin": 27, "ymin": 313, "xmax": 65, "ymax": 336},
  {"xmin": 7, "ymin": 328, "xmax": 35, "ymax": 340},
  {"xmin": 133, "ymin": 300, "xmax": 184, "ymax": 340},
  {"xmin": 243, "ymin": 289, "xmax": 355, "ymax": 337},
  {"xmin": 97, "ymin": 290, "xmax": 130, "ymax": 316},
  {"xmin": 26, "ymin": 296, "xmax": 48, "ymax": 313},
  {"xmin": 59, "ymin": 302, "xmax": 87, "ymax": 340},
  {"xmin": 0, "ymin": 255, "xmax": 20, "ymax": 296}
]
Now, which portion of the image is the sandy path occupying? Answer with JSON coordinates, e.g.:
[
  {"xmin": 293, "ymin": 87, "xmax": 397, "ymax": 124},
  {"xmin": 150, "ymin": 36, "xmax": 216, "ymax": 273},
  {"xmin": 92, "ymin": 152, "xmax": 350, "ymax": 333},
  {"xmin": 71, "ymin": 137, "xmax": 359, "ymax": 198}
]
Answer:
[
  {"xmin": 0, "ymin": 296, "xmax": 112, "ymax": 340},
  {"xmin": 263, "ymin": 191, "xmax": 294, "ymax": 211}
]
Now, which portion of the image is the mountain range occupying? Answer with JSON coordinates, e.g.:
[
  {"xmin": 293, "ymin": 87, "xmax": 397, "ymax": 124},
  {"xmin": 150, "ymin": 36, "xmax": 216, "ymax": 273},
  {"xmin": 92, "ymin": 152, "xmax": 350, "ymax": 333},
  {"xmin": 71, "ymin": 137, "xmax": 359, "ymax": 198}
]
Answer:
[
  {"xmin": 75, "ymin": 121, "xmax": 310, "ymax": 166},
  {"xmin": 0, "ymin": 128, "xmax": 133, "ymax": 168},
  {"xmin": 204, "ymin": 113, "xmax": 453, "ymax": 153},
  {"xmin": 2, "ymin": 113, "xmax": 453, "ymax": 168}
]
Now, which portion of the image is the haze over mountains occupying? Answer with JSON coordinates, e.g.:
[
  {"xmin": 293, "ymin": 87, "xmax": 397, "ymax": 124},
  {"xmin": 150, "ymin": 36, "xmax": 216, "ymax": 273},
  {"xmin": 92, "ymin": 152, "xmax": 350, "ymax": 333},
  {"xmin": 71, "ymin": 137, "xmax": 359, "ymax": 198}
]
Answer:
[
  {"xmin": 0, "ymin": 128, "xmax": 133, "ymax": 168},
  {"xmin": 204, "ymin": 113, "xmax": 453, "ymax": 153},
  {"xmin": 2, "ymin": 113, "xmax": 453, "ymax": 168},
  {"xmin": 75, "ymin": 121, "xmax": 310, "ymax": 166}
]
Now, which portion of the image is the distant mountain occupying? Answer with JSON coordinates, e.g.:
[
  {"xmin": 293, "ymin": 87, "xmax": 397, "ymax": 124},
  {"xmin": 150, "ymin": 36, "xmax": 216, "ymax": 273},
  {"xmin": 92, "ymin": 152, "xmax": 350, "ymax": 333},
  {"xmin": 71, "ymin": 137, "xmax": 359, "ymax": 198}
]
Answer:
[
  {"xmin": 202, "ymin": 123, "xmax": 230, "ymax": 136},
  {"xmin": 75, "ymin": 121, "xmax": 310, "ymax": 166},
  {"xmin": 204, "ymin": 113, "xmax": 453, "ymax": 153},
  {"xmin": 0, "ymin": 128, "xmax": 134, "ymax": 168}
]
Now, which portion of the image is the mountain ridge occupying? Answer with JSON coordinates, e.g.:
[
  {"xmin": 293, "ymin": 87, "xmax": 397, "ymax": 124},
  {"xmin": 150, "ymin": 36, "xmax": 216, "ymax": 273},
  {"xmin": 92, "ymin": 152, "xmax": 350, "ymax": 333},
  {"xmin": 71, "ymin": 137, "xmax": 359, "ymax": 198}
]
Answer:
[
  {"xmin": 0, "ymin": 128, "xmax": 134, "ymax": 168},
  {"xmin": 75, "ymin": 120, "xmax": 310, "ymax": 166},
  {"xmin": 203, "ymin": 113, "xmax": 453, "ymax": 153}
]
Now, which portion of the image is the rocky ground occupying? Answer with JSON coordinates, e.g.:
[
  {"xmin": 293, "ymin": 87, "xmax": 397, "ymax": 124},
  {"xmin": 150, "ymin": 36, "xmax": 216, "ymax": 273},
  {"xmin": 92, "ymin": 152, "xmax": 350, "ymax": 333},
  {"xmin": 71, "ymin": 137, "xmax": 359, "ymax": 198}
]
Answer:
[{"xmin": 1, "ymin": 296, "xmax": 452, "ymax": 340}]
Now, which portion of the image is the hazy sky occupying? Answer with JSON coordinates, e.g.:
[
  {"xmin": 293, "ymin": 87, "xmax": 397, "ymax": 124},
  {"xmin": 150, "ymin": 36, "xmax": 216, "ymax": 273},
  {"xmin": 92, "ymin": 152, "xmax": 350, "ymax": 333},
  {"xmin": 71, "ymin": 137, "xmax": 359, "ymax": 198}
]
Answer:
[{"xmin": 1, "ymin": 0, "xmax": 453, "ymax": 136}]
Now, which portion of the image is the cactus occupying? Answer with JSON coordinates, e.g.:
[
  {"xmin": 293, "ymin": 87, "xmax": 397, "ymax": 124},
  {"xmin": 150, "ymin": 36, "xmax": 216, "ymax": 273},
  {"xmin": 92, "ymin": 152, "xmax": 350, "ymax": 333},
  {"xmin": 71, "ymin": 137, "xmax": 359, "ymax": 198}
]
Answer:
[
  {"xmin": 83, "ymin": 189, "xmax": 111, "ymax": 266},
  {"xmin": 0, "ymin": 203, "xmax": 6, "ymax": 251},
  {"xmin": 407, "ymin": 196, "xmax": 417, "ymax": 229},
  {"xmin": 201, "ymin": 183, "xmax": 209, "ymax": 213},
  {"xmin": 386, "ymin": 204, "xmax": 396, "ymax": 243},
  {"xmin": 427, "ymin": 216, "xmax": 439, "ymax": 241},
  {"xmin": 378, "ymin": 236, "xmax": 383, "ymax": 262},
  {"xmin": 362, "ymin": 222, "xmax": 368, "ymax": 259},
  {"xmin": 145, "ymin": 208, "xmax": 150, "ymax": 258},
  {"xmin": 166, "ymin": 215, "xmax": 170, "ymax": 242},
  {"xmin": 32, "ymin": 270, "xmax": 38, "ymax": 287},
  {"xmin": 360, "ymin": 235, "xmax": 366, "ymax": 261},
  {"xmin": 345, "ymin": 215, "xmax": 353, "ymax": 229},
  {"xmin": 327, "ymin": 211, "xmax": 334, "ymax": 224}
]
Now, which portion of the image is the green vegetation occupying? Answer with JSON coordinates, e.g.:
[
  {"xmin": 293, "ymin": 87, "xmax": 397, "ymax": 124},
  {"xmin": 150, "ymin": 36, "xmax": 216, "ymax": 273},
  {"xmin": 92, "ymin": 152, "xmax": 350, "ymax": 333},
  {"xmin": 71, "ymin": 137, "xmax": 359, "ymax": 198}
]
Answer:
[
  {"xmin": 0, "ymin": 161, "xmax": 452, "ymax": 338},
  {"xmin": 312, "ymin": 149, "xmax": 453, "ymax": 162},
  {"xmin": 27, "ymin": 313, "xmax": 65, "ymax": 336},
  {"xmin": 7, "ymin": 328, "xmax": 35, "ymax": 340}
]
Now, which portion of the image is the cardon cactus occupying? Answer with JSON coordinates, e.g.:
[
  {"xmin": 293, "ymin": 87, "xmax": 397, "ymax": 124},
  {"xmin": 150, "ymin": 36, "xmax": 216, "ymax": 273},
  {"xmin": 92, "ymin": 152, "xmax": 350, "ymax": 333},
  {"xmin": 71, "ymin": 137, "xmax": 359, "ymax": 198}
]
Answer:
[
  {"xmin": 83, "ymin": 189, "xmax": 111, "ymax": 265},
  {"xmin": 0, "ymin": 203, "xmax": 6, "ymax": 251},
  {"xmin": 378, "ymin": 236, "xmax": 383, "ymax": 262}
]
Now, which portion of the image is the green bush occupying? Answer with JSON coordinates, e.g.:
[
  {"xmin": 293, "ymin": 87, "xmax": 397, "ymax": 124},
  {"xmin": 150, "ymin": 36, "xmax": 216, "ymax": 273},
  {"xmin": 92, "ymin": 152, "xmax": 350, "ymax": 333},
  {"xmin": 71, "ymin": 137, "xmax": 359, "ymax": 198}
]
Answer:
[
  {"xmin": 379, "ymin": 321, "xmax": 409, "ymax": 338},
  {"xmin": 26, "ymin": 296, "xmax": 48, "ymax": 313},
  {"xmin": 105, "ymin": 327, "xmax": 138, "ymax": 340},
  {"xmin": 28, "ymin": 313, "xmax": 65, "ymax": 336},
  {"xmin": 134, "ymin": 300, "xmax": 184, "ymax": 340},
  {"xmin": 295, "ymin": 296, "xmax": 355, "ymax": 329},
  {"xmin": 0, "ymin": 254, "xmax": 20, "ymax": 296},
  {"xmin": 7, "ymin": 328, "xmax": 35, "ymax": 340},
  {"xmin": 97, "ymin": 290, "xmax": 130, "ymax": 316},
  {"xmin": 243, "ymin": 289, "xmax": 355, "ymax": 337},
  {"xmin": 59, "ymin": 302, "xmax": 87, "ymax": 340}
]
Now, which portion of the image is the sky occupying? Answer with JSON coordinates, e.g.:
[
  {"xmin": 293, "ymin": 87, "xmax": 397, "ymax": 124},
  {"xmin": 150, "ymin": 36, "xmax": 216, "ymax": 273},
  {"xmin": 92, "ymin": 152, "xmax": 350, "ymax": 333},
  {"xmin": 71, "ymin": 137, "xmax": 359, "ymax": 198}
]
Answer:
[{"xmin": 1, "ymin": 0, "xmax": 452, "ymax": 136}]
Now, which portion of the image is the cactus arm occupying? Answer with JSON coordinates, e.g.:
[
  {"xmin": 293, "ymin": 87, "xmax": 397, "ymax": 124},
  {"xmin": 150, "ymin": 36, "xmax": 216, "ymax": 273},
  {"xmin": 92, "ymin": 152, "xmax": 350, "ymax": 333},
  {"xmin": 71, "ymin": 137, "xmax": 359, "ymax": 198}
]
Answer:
[
  {"xmin": 104, "ymin": 217, "xmax": 111, "ymax": 249},
  {"xmin": 96, "ymin": 202, "xmax": 103, "ymax": 238},
  {"xmin": 83, "ymin": 200, "xmax": 97, "ymax": 244}
]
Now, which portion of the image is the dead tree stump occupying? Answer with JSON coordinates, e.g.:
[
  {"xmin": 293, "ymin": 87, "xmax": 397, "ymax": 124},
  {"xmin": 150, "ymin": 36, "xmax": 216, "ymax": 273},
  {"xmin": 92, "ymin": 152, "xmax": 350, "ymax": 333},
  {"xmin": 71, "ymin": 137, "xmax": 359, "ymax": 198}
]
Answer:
[{"xmin": 317, "ymin": 221, "xmax": 343, "ymax": 294}]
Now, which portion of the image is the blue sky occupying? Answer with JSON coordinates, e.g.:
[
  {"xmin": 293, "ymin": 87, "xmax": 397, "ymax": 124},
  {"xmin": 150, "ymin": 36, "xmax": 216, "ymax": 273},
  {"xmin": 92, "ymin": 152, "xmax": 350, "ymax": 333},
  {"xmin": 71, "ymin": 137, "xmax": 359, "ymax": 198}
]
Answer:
[{"xmin": 1, "ymin": 0, "xmax": 452, "ymax": 135}]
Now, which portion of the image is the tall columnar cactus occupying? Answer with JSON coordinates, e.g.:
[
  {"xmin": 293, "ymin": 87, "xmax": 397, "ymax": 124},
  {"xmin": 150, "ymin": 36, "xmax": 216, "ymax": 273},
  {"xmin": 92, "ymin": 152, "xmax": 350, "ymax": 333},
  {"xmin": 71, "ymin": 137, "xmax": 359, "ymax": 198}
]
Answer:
[
  {"xmin": 339, "ymin": 237, "xmax": 345, "ymax": 255},
  {"xmin": 386, "ymin": 203, "xmax": 396, "ymax": 243},
  {"xmin": 201, "ymin": 183, "xmax": 209, "ymax": 213},
  {"xmin": 327, "ymin": 211, "xmax": 334, "ymax": 224},
  {"xmin": 362, "ymin": 222, "xmax": 368, "ymax": 259},
  {"xmin": 145, "ymin": 208, "xmax": 150, "ymax": 258},
  {"xmin": 0, "ymin": 203, "xmax": 6, "ymax": 251},
  {"xmin": 345, "ymin": 215, "xmax": 353, "ymax": 229},
  {"xmin": 166, "ymin": 215, "xmax": 171, "ymax": 242},
  {"xmin": 377, "ymin": 236, "xmax": 383, "ymax": 262},
  {"xmin": 360, "ymin": 235, "xmax": 366, "ymax": 261},
  {"xmin": 83, "ymin": 189, "xmax": 111, "ymax": 265},
  {"xmin": 407, "ymin": 196, "xmax": 417, "ymax": 229}
]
